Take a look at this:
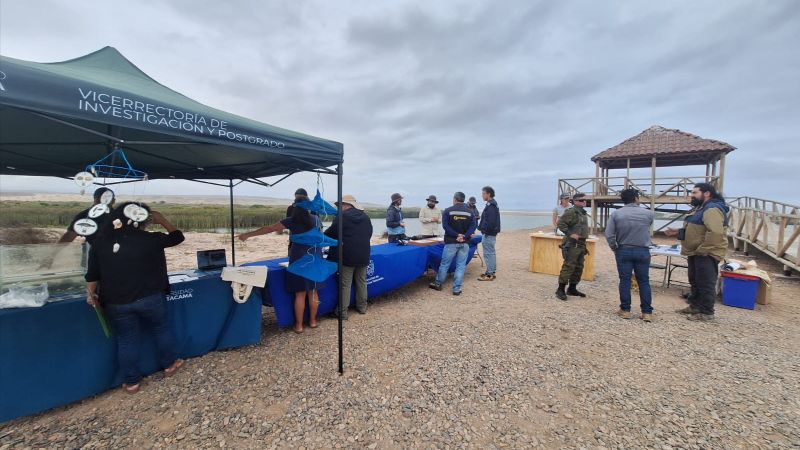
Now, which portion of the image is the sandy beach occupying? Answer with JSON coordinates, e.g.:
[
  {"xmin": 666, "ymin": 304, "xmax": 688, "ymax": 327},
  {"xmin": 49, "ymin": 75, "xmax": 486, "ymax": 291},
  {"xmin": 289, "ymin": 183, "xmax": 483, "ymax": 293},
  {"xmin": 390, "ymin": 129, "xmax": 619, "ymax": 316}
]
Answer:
[{"xmin": 2, "ymin": 229, "xmax": 799, "ymax": 449}]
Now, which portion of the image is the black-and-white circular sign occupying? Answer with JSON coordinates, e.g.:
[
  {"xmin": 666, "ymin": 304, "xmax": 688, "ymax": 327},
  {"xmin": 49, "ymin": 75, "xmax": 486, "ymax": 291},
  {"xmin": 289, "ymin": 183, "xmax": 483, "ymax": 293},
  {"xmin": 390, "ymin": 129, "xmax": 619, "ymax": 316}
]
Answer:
[{"xmin": 73, "ymin": 218, "xmax": 98, "ymax": 236}]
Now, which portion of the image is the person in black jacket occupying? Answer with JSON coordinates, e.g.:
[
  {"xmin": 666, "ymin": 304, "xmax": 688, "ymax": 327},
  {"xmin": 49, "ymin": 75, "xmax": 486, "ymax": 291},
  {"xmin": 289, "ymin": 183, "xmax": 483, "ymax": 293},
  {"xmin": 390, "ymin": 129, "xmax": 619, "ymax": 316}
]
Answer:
[
  {"xmin": 429, "ymin": 192, "xmax": 477, "ymax": 295},
  {"xmin": 325, "ymin": 195, "xmax": 373, "ymax": 319},
  {"xmin": 85, "ymin": 202, "xmax": 185, "ymax": 394},
  {"xmin": 386, "ymin": 193, "xmax": 406, "ymax": 242},
  {"xmin": 478, "ymin": 186, "xmax": 501, "ymax": 281}
]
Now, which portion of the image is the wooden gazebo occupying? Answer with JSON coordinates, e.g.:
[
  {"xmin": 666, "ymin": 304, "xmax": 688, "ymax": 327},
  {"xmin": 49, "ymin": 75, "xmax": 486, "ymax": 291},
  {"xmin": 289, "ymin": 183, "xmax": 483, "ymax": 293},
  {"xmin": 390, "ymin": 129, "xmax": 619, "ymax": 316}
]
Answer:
[{"xmin": 558, "ymin": 125, "xmax": 736, "ymax": 231}]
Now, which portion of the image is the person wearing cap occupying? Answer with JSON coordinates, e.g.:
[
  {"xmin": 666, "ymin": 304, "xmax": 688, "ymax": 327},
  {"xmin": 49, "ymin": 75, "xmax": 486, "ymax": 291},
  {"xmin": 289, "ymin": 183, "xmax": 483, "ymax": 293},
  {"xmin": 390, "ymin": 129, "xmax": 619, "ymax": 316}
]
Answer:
[
  {"xmin": 605, "ymin": 188, "xmax": 655, "ymax": 321},
  {"xmin": 418, "ymin": 195, "xmax": 442, "ymax": 237},
  {"xmin": 552, "ymin": 194, "xmax": 571, "ymax": 234},
  {"xmin": 386, "ymin": 193, "xmax": 406, "ymax": 242},
  {"xmin": 555, "ymin": 193, "xmax": 590, "ymax": 301},
  {"xmin": 467, "ymin": 197, "xmax": 480, "ymax": 221},
  {"xmin": 285, "ymin": 188, "xmax": 309, "ymax": 256},
  {"xmin": 324, "ymin": 195, "xmax": 373, "ymax": 319},
  {"xmin": 429, "ymin": 192, "xmax": 477, "ymax": 296},
  {"xmin": 477, "ymin": 186, "xmax": 500, "ymax": 281}
]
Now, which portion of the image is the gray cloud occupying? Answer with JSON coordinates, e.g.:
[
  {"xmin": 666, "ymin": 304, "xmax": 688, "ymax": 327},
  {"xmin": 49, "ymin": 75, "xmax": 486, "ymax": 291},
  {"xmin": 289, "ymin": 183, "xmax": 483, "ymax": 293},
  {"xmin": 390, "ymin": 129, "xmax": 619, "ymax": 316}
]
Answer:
[{"xmin": 1, "ymin": 0, "xmax": 798, "ymax": 209}]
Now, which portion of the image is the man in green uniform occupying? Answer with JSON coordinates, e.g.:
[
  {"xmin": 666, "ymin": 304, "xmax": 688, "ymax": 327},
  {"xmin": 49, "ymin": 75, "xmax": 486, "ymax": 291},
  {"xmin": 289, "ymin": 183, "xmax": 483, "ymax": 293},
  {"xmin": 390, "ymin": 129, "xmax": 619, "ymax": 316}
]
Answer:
[{"xmin": 555, "ymin": 193, "xmax": 590, "ymax": 300}]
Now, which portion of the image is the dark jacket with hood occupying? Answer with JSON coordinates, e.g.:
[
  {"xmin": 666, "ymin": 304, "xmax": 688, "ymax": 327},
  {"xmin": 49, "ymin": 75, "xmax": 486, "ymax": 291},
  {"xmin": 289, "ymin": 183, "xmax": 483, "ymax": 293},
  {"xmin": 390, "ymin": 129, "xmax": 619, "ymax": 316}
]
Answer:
[
  {"xmin": 478, "ymin": 199, "xmax": 501, "ymax": 236},
  {"xmin": 386, "ymin": 204, "xmax": 403, "ymax": 229},
  {"xmin": 325, "ymin": 208, "xmax": 374, "ymax": 267},
  {"xmin": 680, "ymin": 198, "xmax": 730, "ymax": 261}
]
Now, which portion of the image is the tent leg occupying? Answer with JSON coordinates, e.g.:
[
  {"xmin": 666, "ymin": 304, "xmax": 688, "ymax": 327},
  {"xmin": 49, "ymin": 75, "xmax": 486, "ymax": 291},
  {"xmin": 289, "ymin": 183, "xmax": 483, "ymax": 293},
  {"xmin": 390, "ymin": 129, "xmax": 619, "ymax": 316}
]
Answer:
[
  {"xmin": 337, "ymin": 164, "xmax": 344, "ymax": 375},
  {"xmin": 229, "ymin": 179, "xmax": 236, "ymax": 266}
]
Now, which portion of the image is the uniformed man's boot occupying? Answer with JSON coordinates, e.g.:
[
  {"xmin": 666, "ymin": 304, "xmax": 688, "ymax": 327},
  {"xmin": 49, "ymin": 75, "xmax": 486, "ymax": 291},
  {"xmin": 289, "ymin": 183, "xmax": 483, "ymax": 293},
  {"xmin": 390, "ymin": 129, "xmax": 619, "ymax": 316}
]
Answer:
[
  {"xmin": 555, "ymin": 283, "xmax": 568, "ymax": 301},
  {"xmin": 567, "ymin": 283, "xmax": 586, "ymax": 297}
]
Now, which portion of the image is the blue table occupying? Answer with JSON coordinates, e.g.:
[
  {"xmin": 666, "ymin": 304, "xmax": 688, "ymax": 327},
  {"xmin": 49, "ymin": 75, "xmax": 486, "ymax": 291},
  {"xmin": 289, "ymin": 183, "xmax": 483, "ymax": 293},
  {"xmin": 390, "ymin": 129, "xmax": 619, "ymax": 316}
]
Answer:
[
  {"xmin": 0, "ymin": 271, "xmax": 262, "ymax": 423},
  {"xmin": 247, "ymin": 237, "xmax": 482, "ymax": 328}
]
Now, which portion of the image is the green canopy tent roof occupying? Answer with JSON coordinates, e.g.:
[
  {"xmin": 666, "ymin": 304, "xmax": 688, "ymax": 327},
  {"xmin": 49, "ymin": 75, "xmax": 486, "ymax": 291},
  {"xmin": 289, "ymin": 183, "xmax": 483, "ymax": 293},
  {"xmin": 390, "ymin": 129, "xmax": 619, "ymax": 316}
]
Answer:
[
  {"xmin": 0, "ymin": 47, "xmax": 347, "ymax": 374},
  {"xmin": 0, "ymin": 47, "xmax": 343, "ymax": 181}
]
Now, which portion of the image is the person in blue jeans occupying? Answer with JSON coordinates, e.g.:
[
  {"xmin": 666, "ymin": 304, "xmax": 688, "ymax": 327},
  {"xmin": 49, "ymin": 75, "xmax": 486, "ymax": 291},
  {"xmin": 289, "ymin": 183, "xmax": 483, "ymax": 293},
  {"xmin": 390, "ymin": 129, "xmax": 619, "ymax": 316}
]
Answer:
[
  {"xmin": 86, "ymin": 204, "xmax": 186, "ymax": 394},
  {"xmin": 429, "ymin": 192, "xmax": 477, "ymax": 295},
  {"xmin": 477, "ymin": 186, "xmax": 500, "ymax": 281},
  {"xmin": 605, "ymin": 188, "xmax": 655, "ymax": 321}
]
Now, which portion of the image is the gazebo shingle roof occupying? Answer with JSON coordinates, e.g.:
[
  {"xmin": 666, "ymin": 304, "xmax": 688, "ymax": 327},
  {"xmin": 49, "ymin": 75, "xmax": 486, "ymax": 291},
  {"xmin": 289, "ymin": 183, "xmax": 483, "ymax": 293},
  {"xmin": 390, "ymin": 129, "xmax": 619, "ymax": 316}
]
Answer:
[{"xmin": 592, "ymin": 126, "xmax": 735, "ymax": 165}]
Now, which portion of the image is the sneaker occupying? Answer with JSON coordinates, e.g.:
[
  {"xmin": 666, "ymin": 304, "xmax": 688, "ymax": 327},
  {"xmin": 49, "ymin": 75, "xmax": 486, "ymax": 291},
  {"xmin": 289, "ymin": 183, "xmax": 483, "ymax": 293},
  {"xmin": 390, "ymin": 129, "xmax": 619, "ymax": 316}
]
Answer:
[
  {"xmin": 687, "ymin": 313, "xmax": 715, "ymax": 322},
  {"xmin": 616, "ymin": 310, "xmax": 632, "ymax": 320},
  {"xmin": 478, "ymin": 273, "xmax": 495, "ymax": 281},
  {"xmin": 428, "ymin": 283, "xmax": 443, "ymax": 291},
  {"xmin": 452, "ymin": 290, "xmax": 462, "ymax": 296},
  {"xmin": 641, "ymin": 313, "xmax": 653, "ymax": 322},
  {"xmin": 675, "ymin": 306, "xmax": 700, "ymax": 315}
]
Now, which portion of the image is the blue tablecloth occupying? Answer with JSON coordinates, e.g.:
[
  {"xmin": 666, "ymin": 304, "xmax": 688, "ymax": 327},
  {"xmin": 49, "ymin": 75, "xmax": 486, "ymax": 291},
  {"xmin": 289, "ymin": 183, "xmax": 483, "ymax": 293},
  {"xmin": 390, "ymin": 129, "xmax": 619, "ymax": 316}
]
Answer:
[
  {"xmin": 247, "ymin": 237, "xmax": 482, "ymax": 328},
  {"xmin": 0, "ymin": 271, "xmax": 262, "ymax": 423}
]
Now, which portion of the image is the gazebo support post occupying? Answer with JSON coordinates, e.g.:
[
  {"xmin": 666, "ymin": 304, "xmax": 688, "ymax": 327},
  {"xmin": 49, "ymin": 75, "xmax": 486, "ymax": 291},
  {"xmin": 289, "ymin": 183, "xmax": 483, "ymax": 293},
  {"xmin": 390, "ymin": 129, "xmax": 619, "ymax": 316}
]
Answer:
[
  {"xmin": 336, "ymin": 163, "xmax": 344, "ymax": 375},
  {"xmin": 229, "ymin": 179, "xmax": 236, "ymax": 266}
]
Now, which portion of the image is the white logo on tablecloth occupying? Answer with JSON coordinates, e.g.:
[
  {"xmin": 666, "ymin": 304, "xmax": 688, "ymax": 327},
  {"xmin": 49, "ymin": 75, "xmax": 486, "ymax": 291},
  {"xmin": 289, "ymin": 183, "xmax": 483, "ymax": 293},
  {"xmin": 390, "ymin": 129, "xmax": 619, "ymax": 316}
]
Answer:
[
  {"xmin": 366, "ymin": 259, "xmax": 383, "ymax": 285},
  {"xmin": 167, "ymin": 288, "xmax": 194, "ymax": 301},
  {"xmin": 0, "ymin": 71, "xmax": 7, "ymax": 92}
]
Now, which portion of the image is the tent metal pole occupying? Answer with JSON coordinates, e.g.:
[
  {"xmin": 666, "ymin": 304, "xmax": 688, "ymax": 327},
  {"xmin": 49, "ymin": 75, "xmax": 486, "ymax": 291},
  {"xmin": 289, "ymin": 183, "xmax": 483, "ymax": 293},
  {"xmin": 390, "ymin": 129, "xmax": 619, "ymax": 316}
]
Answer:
[
  {"xmin": 29, "ymin": 112, "xmax": 124, "ymax": 142},
  {"xmin": 229, "ymin": 179, "xmax": 236, "ymax": 266},
  {"xmin": 337, "ymin": 163, "xmax": 344, "ymax": 375}
]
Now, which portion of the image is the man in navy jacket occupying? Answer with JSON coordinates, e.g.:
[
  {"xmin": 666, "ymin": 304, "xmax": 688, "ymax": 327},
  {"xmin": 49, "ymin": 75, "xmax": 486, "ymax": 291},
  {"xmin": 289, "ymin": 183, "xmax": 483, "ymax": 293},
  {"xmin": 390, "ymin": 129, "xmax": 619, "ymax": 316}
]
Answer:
[
  {"xmin": 477, "ymin": 186, "xmax": 501, "ymax": 281},
  {"xmin": 429, "ymin": 192, "xmax": 477, "ymax": 295}
]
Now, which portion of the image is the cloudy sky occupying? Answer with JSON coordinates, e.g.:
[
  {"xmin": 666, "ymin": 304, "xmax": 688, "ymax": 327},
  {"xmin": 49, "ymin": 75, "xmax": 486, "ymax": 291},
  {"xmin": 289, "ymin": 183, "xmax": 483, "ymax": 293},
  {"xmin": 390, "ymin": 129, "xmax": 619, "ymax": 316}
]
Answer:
[{"xmin": 1, "ymin": 0, "xmax": 798, "ymax": 210}]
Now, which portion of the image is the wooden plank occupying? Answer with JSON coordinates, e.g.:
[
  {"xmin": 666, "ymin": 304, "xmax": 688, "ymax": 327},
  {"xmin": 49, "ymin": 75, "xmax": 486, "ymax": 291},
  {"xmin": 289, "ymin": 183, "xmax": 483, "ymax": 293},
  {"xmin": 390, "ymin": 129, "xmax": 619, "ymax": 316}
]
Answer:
[
  {"xmin": 529, "ymin": 234, "xmax": 595, "ymax": 281},
  {"xmin": 777, "ymin": 225, "xmax": 800, "ymax": 258}
]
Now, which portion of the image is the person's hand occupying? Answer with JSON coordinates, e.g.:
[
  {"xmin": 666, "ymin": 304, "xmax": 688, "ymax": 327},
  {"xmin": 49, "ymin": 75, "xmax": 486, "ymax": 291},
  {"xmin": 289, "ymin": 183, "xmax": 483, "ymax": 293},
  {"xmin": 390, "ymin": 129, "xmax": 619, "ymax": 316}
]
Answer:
[
  {"xmin": 149, "ymin": 210, "xmax": 166, "ymax": 226},
  {"xmin": 400, "ymin": 222, "xmax": 406, "ymax": 227},
  {"xmin": 664, "ymin": 228, "xmax": 679, "ymax": 237},
  {"xmin": 570, "ymin": 233, "xmax": 581, "ymax": 240},
  {"xmin": 457, "ymin": 234, "xmax": 465, "ymax": 243},
  {"xmin": 86, "ymin": 291, "xmax": 99, "ymax": 307}
]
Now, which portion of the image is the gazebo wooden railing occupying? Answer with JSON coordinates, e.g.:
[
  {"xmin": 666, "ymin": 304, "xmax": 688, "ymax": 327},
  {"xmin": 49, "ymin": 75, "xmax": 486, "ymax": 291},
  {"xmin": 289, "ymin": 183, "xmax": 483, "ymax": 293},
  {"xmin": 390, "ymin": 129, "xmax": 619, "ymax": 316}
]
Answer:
[
  {"xmin": 558, "ymin": 175, "xmax": 719, "ymax": 205},
  {"xmin": 728, "ymin": 197, "xmax": 800, "ymax": 273}
]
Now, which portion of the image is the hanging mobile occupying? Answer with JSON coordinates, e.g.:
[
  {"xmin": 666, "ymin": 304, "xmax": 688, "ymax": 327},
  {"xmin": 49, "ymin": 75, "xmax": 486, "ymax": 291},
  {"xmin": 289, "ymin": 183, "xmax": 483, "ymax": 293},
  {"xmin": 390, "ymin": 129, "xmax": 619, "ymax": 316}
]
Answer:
[
  {"xmin": 99, "ymin": 189, "xmax": 115, "ymax": 205},
  {"xmin": 87, "ymin": 203, "xmax": 110, "ymax": 218},
  {"xmin": 73, "ymin": 218, "xmax": 99, "ymax": 236}
]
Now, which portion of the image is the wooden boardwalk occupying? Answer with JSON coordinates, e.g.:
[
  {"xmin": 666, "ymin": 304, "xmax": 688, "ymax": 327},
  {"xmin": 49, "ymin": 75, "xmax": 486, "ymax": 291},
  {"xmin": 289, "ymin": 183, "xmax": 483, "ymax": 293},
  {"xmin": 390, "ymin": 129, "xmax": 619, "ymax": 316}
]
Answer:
[{"xmin": 728, "ymin": 197, "xmax": 800, "ymax": 273}]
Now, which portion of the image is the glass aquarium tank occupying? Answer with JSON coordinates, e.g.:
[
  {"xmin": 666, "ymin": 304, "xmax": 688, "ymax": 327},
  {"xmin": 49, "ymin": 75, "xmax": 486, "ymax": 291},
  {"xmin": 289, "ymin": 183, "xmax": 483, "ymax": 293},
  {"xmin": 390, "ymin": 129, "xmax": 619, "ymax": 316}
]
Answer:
[{"xmin": 0, "ymin": 242, "xmax": 88, "ymax": 299}]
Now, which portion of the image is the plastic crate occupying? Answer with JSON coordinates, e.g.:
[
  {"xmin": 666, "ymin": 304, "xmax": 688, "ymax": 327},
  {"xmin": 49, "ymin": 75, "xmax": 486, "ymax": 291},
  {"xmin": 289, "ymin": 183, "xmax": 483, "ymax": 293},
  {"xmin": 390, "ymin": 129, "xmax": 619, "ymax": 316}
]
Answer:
[{"xmin": 721, "ymin": 272, "xmax": 760, "ymax": 310}]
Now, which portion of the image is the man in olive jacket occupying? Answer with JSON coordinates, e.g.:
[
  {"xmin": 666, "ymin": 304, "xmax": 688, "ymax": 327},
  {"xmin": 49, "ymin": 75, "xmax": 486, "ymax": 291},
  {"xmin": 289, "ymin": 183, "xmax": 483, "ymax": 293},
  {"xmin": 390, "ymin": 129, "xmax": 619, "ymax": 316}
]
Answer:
[
  {"xmin": 555, "ymin": 193, "xmax": 590, "ymax": 300},
  {"xmin": 666, "ymin": 183, "xmax": 729, "ymax": 322}
]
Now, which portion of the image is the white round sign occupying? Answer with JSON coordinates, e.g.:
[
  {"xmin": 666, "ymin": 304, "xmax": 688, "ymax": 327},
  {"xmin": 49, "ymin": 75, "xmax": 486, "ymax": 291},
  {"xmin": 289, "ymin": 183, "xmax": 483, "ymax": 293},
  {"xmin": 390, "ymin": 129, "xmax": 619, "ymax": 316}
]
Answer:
[
  {"xmin": 73, "ymin": 218, "xmax": 98, "ymax": 236},
  {"xmin": 88, "ymin": 203, "xmax": 109, "ymax": 218},
  {"xmin": 99, "ymin": 190, "xmax": 115, "ymax": 205},
  {"xmin": 123, "ymin": 204, "xmax": 149, "ymax": 223},
  {"xmin": 74, "ymin": 172, "xmax": 94, "ymax": 188}
]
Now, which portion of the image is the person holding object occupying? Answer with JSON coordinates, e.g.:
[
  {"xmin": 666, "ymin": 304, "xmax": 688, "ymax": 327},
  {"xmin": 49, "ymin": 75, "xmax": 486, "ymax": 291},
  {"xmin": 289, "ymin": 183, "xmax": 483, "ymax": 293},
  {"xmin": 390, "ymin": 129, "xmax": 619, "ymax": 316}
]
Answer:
[
  {"xmin": 386, "ymin": 193, "xmax": 406, "ymax": 242},
  {"xmin": 552, "ymin": 194, "xmax": 571, "ymax": 235},
  {"xmin": 85, "ymin": 202, "xmax": 185, "ymax": 394},
  {"xmin": 477, "ymin": 186, "xmax": 500, "ymax": 281},
  {"xmin": 238, "ymin": 205, "xmax": 323, "ymax": 333},
  {"xmin": 324, "ymin": 195, "xmax": 373, "ymax": 319},
  {"xmin": 665, "ymin": 183, "xmax": 729, "ymax": 322},
  {"xmin": 429, "ymin": 192, "xmax": 477, "ymax": 296},
  {"xmin": 555, "ymin": 193, "xmax": 590, "ymax": 300},
  {"xmin": 605, "ymin": 188, "xmax": 655, "ymax": 321},
  {"xmin": 418, "ymin": 195, "xmax": 442, "ymax": 236}
]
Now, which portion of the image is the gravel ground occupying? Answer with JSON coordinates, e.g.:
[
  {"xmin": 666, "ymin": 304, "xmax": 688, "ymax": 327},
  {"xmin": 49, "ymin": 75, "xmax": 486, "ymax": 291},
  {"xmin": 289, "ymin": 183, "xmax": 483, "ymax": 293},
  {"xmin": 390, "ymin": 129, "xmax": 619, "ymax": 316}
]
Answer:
[{"xmin": 2, "ymin": 230, "xmax": 799, "ymax": 449}]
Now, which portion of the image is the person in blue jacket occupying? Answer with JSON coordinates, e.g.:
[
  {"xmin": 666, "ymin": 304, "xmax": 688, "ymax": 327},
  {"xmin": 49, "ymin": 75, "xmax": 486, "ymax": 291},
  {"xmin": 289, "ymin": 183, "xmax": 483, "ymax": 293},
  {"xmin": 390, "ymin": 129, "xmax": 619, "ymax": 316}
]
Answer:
[
  {"xmin": 429, "ymin": 192, "xmax": 477, "ymax": 296},
  {"xmin": 477, "ymin": 186, "xmax": 501, "ymax": 281}
]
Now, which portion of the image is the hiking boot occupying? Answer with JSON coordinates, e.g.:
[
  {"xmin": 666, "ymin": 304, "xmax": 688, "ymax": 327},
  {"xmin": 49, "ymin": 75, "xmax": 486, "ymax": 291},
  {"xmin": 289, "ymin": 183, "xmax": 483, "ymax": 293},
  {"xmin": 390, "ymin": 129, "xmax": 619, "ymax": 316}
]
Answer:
[
  {"xmin": 478, "ymin": 273, "xmax": 496, "ymax": 281},
  {"xmin": 676, "ymin": 306, "xmax": 700, "ymax": 315},
  {"xmin": 616, "ymin": 309, "xmax": 632, "ymax": 319},
  {"xmin": 555, "ymin": 289, "xmax": 567, "ymax": 301},
  {"xmin": 687, "ymin": 313, "xmax": 715, "ymax": 322},
  {"xmin": 641, "ymin": 313, "xmax": 653, "ymax": 322},
  {"xmin": 567, "ymin": 284, "xmax": 586, "ymax": 297},
  {"xmin": 429, "ymin": 282, "xmax": 443, "ymax": 291}
]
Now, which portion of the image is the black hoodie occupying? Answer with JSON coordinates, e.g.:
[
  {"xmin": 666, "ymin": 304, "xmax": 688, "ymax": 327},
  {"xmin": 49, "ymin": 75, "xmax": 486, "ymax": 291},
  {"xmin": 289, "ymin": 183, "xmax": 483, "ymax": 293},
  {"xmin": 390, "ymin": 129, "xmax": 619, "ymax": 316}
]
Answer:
[{"xmin": 324, "ymin": 208, "xmax": 374, "ymax": 267}]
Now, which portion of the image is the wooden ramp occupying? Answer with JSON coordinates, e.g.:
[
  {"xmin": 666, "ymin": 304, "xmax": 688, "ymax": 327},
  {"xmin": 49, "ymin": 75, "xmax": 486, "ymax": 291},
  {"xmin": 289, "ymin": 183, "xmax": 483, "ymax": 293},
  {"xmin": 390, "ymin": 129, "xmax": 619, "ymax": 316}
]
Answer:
[{"xmin": 728, "ymin": 197, "xmax": 800, "ymax": 274}]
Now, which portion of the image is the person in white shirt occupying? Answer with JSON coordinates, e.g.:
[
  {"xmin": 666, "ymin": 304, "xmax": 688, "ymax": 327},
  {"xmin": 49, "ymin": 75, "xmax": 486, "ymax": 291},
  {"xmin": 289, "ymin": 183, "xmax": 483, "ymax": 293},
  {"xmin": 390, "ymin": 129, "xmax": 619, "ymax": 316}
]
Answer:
[
  {"xmin": 418, "ymin": 195, "xmax": 442, "ymax": 236},
  {"xmin": 552, "ymin": 194, "xmax": 571, "ymax": 234}
]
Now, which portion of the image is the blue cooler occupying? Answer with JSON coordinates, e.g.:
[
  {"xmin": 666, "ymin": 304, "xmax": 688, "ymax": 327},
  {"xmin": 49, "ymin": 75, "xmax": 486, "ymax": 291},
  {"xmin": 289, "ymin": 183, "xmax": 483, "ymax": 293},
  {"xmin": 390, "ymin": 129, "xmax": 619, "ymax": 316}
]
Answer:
[{"xmin": 721, "ymin": 272, "xmax": 760, "ymax": 310}]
